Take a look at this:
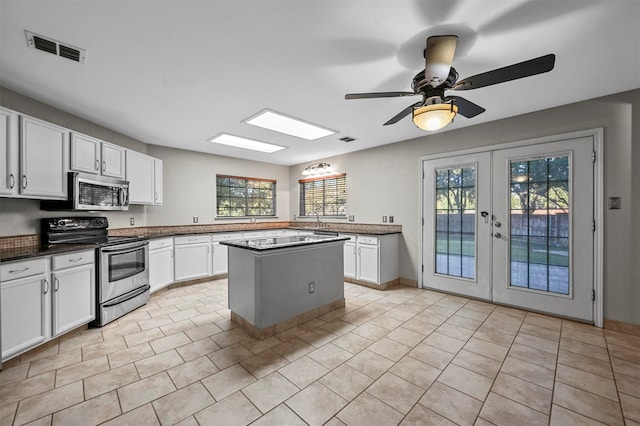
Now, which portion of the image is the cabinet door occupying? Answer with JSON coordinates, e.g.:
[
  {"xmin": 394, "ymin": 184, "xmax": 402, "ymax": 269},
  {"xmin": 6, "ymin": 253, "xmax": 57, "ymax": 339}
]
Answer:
[
  {"xmin": 0, "ymin": 108, "xmax": 19, "ymax": 196},
  {"xmin": 1, "ymin": 274, "xmax": 49, "ymax": 360},
  {"xmin": 19, "ymin": 116, "xmax": 69, "ymax": 199},
  {"xmin": 153, "ymin": 157, "xmax": 163, "ymax": 205},
  {"xmin": 174, "ymin": 243, "xmax": 212, "ymax": 281},
  {"xmin": 357, "ymin": 244, "xmax": 379, "ymax": 284},
  {"xmin": 70, "ymin": 133, "xmax": 101, "ymax": 174},
  {"xmin": 102, "ymin": 142, "xmax": 125, "ymax": 179},
  {"xmin": 126, "ymin": 150, "xmax": 155, "ymax": 204},
  {"xmin": 52, "ymin": 263, "xmax": 95, "ymax": 336},
  {"xmin": 150, "ymin": 247, "xmax": 174, "ymax": 293},
  {"xmin": 343, "ymin": 242, "xmax": 357, "ymax": 279},
  {"xmin": 212, "ymin": 242, "xmax": 228, "ymax": 276}
]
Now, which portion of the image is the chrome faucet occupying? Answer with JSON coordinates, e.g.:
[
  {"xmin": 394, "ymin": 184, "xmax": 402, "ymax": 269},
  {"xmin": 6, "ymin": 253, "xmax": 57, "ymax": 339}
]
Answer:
[{"xmin": 313, "ymin": 211, "xmax": 323, "ymax": 229}]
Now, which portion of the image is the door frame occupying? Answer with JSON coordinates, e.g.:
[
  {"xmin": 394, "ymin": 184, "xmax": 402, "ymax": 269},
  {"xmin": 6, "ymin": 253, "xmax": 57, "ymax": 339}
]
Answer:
[{"xmin": 419, "ymin": 128, "xmax": 604, "ymax": 326}]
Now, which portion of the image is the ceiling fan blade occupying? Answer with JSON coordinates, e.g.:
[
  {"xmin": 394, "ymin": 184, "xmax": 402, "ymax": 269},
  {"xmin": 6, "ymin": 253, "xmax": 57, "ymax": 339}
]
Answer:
[
  {"xmin": 446, "ymin": 96, "xmax": 486, "ymax": 118},
  {"xmin": 424, "ymin": 35, "xmax": 458, "ymax": 87},
  {"xmin": 345, "ymin": 92, "xmax": 416, "ymax": 99},
  {"xmin": 452, "ymin": 54, "xmax": 555, "ymax": 91},
  {"xmin": 383, "ymin": 102, "xmax": 422, "ymax": 126}
]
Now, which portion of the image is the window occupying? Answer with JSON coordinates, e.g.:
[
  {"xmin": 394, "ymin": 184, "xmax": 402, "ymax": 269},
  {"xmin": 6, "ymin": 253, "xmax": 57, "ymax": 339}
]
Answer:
[
  {"xmin": 216, "ymin": 175, "xmax": 276, "ymax": 217},
  {"xmin": 299, "ymin": 174, "xmax": 347, "ymax": 216}
]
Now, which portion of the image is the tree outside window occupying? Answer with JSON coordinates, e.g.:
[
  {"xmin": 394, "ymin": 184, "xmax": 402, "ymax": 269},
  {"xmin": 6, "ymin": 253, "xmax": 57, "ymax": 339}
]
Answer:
[{"xmin": 216, "ymin": 175, "xmax": 276, "ymax": 217}]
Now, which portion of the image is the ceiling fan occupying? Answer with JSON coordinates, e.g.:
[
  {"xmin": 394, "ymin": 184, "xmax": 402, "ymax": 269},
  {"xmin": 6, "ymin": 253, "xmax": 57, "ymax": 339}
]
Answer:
[{"xmin": 345, "ymin": 35, "xmax": 555, "ymax": 131}]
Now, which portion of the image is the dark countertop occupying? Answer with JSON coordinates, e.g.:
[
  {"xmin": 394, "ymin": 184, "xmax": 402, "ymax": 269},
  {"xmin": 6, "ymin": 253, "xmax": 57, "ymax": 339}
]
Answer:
[
  {"xmin": 1, "ymin": 243, "xmax": 99, "ymax": 263},
  {"xmin": 145, "ymin": 227, "xmax": 401, "ymax": 240},
  {"xmin": 221, "ymin": 235, "xmax": 349, "ymax": 251}
]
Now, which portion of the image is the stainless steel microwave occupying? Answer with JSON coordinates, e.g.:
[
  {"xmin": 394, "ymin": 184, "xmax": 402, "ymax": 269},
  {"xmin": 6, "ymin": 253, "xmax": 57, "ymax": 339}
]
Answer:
[{"xmin": 41, "ymin": 172, "xmax": 129, "ymax": 211}]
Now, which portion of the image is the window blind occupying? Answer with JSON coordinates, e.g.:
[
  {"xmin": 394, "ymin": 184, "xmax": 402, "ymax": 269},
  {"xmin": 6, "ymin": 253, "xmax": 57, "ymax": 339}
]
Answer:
[{"xmin": 298, "ymin": 174, "xmax": 346, "ymax": 216}]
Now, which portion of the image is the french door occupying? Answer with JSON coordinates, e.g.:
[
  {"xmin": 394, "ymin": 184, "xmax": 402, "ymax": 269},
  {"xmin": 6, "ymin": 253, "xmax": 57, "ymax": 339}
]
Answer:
[{"xmin": 422, "ymin": 136, "xmax": 595, "ymax": 322}]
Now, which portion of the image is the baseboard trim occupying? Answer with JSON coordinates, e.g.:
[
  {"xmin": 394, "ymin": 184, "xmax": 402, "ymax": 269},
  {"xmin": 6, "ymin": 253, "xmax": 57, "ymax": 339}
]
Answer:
[{"xmin": 603, "ymin": 319, "xmax": 640, "ymax": 337}]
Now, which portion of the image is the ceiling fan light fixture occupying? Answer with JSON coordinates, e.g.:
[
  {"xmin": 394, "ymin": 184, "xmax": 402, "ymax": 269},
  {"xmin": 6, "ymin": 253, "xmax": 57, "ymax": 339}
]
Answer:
[{"xmin": 412, "ymin": 103, "xmax": 458, "ymax": 131}]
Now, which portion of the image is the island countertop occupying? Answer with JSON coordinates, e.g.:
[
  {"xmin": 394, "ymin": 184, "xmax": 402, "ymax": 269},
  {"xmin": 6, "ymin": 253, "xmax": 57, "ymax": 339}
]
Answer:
[{"xmin": 220, "ymin": 234, "xmax": 349, "ymax": 251}]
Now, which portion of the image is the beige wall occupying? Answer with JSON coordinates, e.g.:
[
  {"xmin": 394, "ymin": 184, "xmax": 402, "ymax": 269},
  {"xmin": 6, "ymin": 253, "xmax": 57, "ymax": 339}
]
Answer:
[
  {"xmin": 145, "ymin": 144, "xmax": 290, "ymax": 226},
  {"xmin": 1, "ymin": 86, "xmax": 638, "ymax": 325},
  {"xmin": 290, "ymin": 90, "xmax": 640, "ymax": 325}
]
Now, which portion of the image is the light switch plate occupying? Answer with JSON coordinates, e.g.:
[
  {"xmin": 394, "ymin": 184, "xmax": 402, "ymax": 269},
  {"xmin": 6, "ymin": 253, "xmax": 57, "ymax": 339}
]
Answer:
[
  {"xmin": 349, "ymin": 215, "xmax": 355, "ymax": 222},
  {"xmin": 193, "ymin": 216, "xmax": 199, "ymax": 223}
]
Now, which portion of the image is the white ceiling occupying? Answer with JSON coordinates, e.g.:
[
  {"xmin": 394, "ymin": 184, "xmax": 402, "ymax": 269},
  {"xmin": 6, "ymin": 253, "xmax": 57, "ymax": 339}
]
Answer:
[{"xmin": 1, "ymin": 0, "xmax": 639, "ymax": 166}]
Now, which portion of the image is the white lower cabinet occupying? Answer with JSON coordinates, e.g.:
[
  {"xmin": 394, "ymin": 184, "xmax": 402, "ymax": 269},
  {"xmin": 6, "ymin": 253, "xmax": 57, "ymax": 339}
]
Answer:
[
  {"xmin": 51, "ymin": 250, "xmax": 95, "ymax": 336},
  {"xmin": 344, "ymin": 234, "xmax": 400, "ymax": 286},
  {"xmin": 211, "ymin": 233, "xmax": 240, "ymax": 276},
  {"xmin": 174, "ymin": 235, "xmax": 212, "ymax": 281},
  {"xmin": 1, "ymin": 258, "xmax": 50, "ymax": 360},
  {"xmin": 1, "ymin": 251, "xmax": 96, "ymax": 361},
  {"xmin": 342, "ymin": 235, "xmax": 357, "ymax": 279},
  {"xmin": 149, "ymin": 238, "xmax": 174, "ymax": 293}
]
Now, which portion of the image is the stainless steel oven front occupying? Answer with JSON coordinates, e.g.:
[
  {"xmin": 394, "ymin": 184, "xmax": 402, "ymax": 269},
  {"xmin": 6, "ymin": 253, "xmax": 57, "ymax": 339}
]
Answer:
[{"xmin": 95, "ymin": 239, "xmax": 150, "ymax": 326}]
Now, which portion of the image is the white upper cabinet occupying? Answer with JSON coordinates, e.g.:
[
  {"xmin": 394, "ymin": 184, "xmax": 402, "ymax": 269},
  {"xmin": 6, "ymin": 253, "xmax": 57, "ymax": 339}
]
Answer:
[
  {"xmin": 0, "ymin": 107, "xmax": 19, "ymax": 196},
  {"xmin": 153, "ymin": 157, "xmax": 163, "ymax": 205},
  {"xmin": 126, "ymin": 149, "xmax": 155, "ymax": 204},
  {"xmin": 70, "ymin": 133, "xmax": 125, "ymax": 179},
  {"xmin": 19, "ymin": 115, "xmax": 69, "ymax": 200},
  {"xmin": 101, "ymin": 142, "xmax": 125, "ymax": 179},
  {"xmin": 70, "ymin": 132, "xmax": 101, "ymax": 174}
]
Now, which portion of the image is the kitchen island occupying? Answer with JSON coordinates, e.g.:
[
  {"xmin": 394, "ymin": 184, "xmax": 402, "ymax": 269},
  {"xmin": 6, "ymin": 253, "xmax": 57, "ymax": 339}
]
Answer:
[{"xmin": 221, "ymin": 234, "xmax": 349, "ymax": 339}]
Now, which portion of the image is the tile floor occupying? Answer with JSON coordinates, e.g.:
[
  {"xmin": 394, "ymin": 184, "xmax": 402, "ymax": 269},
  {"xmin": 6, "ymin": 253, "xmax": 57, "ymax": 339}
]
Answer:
[{"xmin": 0, "ymin": 279, "xmax": 639, "ymax": 425}]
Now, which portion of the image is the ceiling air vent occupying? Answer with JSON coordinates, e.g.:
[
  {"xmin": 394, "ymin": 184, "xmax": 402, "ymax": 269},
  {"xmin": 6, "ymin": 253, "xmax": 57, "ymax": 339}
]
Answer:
[
  {"xmin": 339, "ymin": 136, "xmax": 356, "ymax": 143},
  {"xmin": 25, "ymin": 30, "xmax": 87, "ymax": 64}
]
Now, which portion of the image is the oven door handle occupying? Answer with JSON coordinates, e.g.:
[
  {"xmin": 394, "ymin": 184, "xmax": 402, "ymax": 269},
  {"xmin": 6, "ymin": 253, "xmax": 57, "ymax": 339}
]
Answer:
[
  {"xmin": 102, "ymin": 285, "xmax": 150, "ymax": 308},
  {"xmin": 101, "ymin": 241, "xmax": 149, "ymax": 253}
]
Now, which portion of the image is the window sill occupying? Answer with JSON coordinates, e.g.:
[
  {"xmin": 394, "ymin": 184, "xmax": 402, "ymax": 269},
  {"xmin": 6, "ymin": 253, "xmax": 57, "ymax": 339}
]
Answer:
[{"xmin": 215, "ymin": 216, "xmax": 280, "ymax": 221}]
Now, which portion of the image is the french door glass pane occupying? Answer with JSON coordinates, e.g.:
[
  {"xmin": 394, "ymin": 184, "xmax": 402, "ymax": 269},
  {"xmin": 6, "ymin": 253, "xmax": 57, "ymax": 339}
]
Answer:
[
  {"xmin": 434, "ymin": 166, "xmax": 476, "ymax": 279},
  {"xmin": 509, "ymin": 156, "xmax": 570, "ymax": 294}
]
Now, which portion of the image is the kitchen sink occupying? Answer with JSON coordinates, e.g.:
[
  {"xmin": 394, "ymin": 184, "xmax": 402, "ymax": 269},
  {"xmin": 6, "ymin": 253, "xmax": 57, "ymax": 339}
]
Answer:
[{"xmin": 312, "ymin": 229, "xmax": 339, "ymax": 236}]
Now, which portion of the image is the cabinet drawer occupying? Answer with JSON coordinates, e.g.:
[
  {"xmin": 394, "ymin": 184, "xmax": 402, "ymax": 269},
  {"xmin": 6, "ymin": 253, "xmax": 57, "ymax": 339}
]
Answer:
[
  {"xmin": 52, "ymin": 250, "xmax": 95, "ymax": 270},
  {"xmin": 243, "ymin": 231, "xmax": 264, "ymax": 239},
  {"xmin": 210, "ymin": 233, "xmax": 241, "ymax": 242},
  {"xmin": 174, "ymin": 234, "xmax": 211, "ymax": 245},
  {"xmin": 149, "ymin": 237, "xmax": 173, "ymax": 250},
  {"xmin": 1, "ymin": 258, "xmax": 47, "ymax": 281},
  {"xmin": 357, "ymin": 235, "xmax": 379, "ymax": 245},
  {"xmin": 341, "ymin": 234, "xmax": 357, "ymax": 242}
]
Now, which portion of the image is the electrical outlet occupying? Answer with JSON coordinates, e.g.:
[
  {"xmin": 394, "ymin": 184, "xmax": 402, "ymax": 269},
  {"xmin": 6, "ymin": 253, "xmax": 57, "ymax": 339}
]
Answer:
[
  {"xmin": 130, "ymin": 217, "xmax": 135, "ymax": 226},
  {"xmin": 308, "ymin": 281, "xmax": 315, "ymax": 293},
  {"xmin": 293, "ymin": 214, "xmax": 297, "ymax": 220},
  {"xmin": 382, "ymin": 216, "xmax": 387, "ymax": 223},
  {"xmin": 389, "ymin": 216, "xmax": 394, "ymax": 223},
  {"xmin": 193, "ymin": 216, "xmax": 199, "ymax": 223},
  {"xmin": 349, "ymin": 215, "xmax": 355, "ymax": 222}
]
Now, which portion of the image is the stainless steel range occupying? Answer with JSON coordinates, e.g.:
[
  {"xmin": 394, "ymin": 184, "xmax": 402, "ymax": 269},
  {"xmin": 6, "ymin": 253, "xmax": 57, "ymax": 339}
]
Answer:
[{"xmin": 42, "ymin": 217, "xmax": 150, "ymax": 327}]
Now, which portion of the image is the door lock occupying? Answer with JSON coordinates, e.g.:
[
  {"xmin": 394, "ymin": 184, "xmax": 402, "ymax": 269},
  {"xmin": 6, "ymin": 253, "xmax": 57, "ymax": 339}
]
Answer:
[
  {"xmin": 494, "ymin": 221, "xmax": 502, "ymax": 228},
  {"xmin": 494, "ymin": 232, "xmax": 502, "ymax": 238}
]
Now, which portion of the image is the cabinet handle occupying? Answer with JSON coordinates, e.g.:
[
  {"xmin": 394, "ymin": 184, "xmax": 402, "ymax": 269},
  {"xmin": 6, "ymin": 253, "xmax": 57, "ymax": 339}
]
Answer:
[
  {"xmin": 22, "ymin": 174, "xmax": 27, "ymax": 189},
  {"xmin": 155, "ymin": 191, "xmax": 158, "ymax": 201},
  {"xmin": 9, "ymin": 267, "xmax": 29, "ymax": 274},
  {"xmin": 102, "ymin": 161, "xmax": 106, "ymax": 173},
  {"xmin": 353, "ymin": 247, "xmax": 356, "ymax": 255},
  {"xmin": 42, "ymin": 278, "xmax": 49, "ymax": 294},
  {"xmin": 54, "ymin": 277, "xmax": 60, "ymax": 292},
  {"xmin": 9, "ymin": 173, "xmax": 15, "ymax": 189},
  {"xmin": 96, "ymin": 159, "xmax": 100, "ymax": 171},
  {"xmin": 67, "ymin": 257, "xmax": 83, "ymax": 263}
]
